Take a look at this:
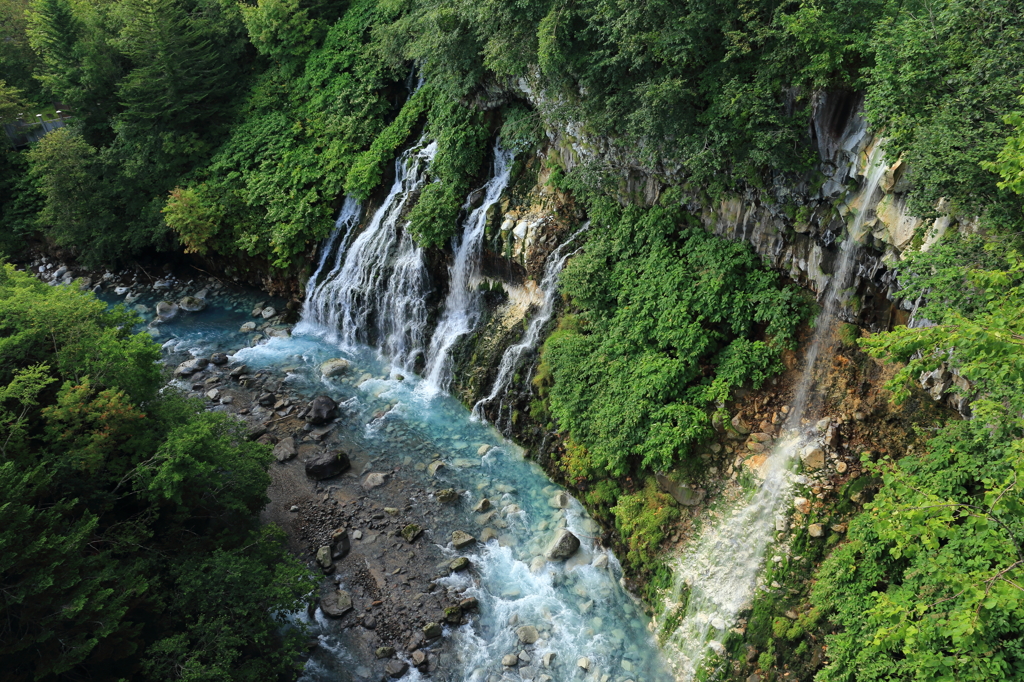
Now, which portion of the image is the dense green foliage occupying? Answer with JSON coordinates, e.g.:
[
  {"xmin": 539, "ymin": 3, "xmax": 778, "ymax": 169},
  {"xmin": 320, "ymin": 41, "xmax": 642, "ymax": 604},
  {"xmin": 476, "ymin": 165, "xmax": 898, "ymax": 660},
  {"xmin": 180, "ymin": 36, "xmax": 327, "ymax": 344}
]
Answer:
[
  {"xmin": 806, "ymin": 239, "xmax": 1024, "ymax": 681},
  {"xmin": 1, "ymin": 0, "xmax": 1021, "ymax": 268},
  {"xmin": 0, "ymin": 264, "xmax": 313, "ymax": 681},
  {"xmin": 543, "ymin": 199, "xmax": 807, "ymax": 480}
]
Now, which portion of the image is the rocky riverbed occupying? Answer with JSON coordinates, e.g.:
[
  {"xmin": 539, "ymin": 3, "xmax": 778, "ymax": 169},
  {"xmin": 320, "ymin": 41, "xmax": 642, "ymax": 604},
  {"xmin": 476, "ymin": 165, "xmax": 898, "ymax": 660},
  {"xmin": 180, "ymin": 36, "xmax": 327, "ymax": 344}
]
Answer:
[{"xmin": 16, "ymin": 256, "xmax": 671, "ymax": 682}]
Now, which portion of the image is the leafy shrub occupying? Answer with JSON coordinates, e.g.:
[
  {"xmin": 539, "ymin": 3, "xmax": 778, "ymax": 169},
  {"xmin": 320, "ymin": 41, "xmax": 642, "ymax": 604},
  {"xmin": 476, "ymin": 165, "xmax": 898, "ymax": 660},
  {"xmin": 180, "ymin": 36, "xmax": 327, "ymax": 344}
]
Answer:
[
  {"xmin": 611, "ymin": 478, "xmax": 680, "ymax": 574},
  {"xmin": 544, "ymin": 201, "xmax": 807, "ymax": 478}
]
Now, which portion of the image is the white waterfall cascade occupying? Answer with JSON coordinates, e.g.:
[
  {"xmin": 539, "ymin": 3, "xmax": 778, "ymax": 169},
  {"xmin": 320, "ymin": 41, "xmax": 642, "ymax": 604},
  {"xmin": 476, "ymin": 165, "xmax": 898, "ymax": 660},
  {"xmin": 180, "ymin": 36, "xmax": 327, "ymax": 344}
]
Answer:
[
  {"xmin": 662, "ymin": 144, "xmax": 889, "ymax": 681},
  {"xmin": 300, "ymin": 196, "xmax": 362, "ymax": 320},
  {"xmin": 421, "ymin": 145, "xmax": 514, "ymax": 394},
  {"xmin": 472, "ymin": 222, "xmax": 589, "ymax": 420},
  {"xmin": 294, "ymin": 141, "xmax": 437, "ymax": 369}
]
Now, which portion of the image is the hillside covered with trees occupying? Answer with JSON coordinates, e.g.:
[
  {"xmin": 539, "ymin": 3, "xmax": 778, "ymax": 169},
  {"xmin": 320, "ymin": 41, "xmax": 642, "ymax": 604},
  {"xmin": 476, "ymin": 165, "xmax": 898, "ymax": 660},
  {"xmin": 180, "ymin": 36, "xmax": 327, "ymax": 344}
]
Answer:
[{"xmin": 2, "ymin": 0, "xmax": 1024, "ymax": 681}]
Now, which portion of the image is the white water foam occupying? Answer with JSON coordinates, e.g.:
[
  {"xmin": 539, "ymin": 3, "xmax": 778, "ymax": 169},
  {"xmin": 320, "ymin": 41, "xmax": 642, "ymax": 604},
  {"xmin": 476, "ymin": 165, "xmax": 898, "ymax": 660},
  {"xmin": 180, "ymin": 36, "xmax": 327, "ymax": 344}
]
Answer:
[{"xmin": 295, "ymin": 141, "xmax": 437, "ymax": 369}]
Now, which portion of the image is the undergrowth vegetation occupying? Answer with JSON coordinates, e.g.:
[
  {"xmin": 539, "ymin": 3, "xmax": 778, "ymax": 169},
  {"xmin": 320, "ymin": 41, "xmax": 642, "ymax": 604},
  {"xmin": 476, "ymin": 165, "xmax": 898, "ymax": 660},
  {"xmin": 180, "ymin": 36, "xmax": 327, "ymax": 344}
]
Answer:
[{"xmin": 0, "ymin": 264, "xmax": 313, "ymax": 680}]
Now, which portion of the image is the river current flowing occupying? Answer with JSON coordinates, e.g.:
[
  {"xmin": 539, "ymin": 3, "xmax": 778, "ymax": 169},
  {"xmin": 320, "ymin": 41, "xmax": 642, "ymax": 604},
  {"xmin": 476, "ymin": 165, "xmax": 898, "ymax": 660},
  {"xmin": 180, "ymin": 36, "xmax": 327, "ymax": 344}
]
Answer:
[{"xmin": 105, "ymin": 144, "xmax": 674, "ymax": 682}]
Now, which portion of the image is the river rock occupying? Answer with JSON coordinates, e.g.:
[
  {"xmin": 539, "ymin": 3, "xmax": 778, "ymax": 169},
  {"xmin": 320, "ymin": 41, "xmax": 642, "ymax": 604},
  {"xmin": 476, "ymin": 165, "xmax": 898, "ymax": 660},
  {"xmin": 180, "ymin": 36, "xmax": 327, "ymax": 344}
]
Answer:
[
  {"xmin": 316, "ymin": 546, "xmax": 333, "ymax": 570},
  {"xmin": 577, "ymin": 657, "xmax": 590, "ymax": 670},
  {"xmin": 273, "ymin": 437, "xmax": 297, "ymax": 462},
  {"xmin": 320, "ymin": 590, "xmax": 352, "ymax": 617},
  {"xmin": 156, "ymin": 301, "xmax": 179, "ymax": 321},
  {"xmin": 305, "ymin": 395, "xmax": 337, "ymax": 425},
  {"xmin": 449, "ymin": 557, "xmax": 470, "ymax": 572},
  {"xmin": 517, "ymin": 625, "xmax": 539, "ymax": 644},
  {"xmin": 801, "ymin": 447, "xmax": 825, "ymax": 471},
  {"xmin": 240, "ymin": 321, "xmax": 256, "ymax": 333},
  {"xmin": 305, "ymin": 451, "xmax": 350, "ymax": 480},
  {"xmin": 401, "ymin": 524, "xmax": 422, "ymax": 542},
  {"xmin": 210, "ymin": 352, "xmax": 228, "ymax": 365},
  {"xmin": 545, "ymin": 529, "xmax": 580, "ymax": 560},
  {"xmin": 174, "ymin": 357, "xmax": 209, "ymax": 377},
  {"xmin": 178, "ymin": 296, "xmax": 206, "ymax": 312},
  {"xmin": 548, "ymin": 491, "xmax": 570, "ymax": 509},
  {"xmin": 205, "ymin": 388, "xmax": 220, "ymax": 401},
  {"xmin": 437, "ymin": 488, "xmax": 459, "ymax": 503},
  {"xmin": 731, "ymin": 413, "xmax": 752, "ymax": 435},
  {"xmin": 330, "ymin": 528, "xmax": 351, "ymax": 558},
  {"xmin": 473, "ymin": 498, "xmax": 491, "ymax": 512},
  {"xmin": 411, "ymin": 649, "xmax": 427, "ymax": 669},
  {"xmin": 655, "ymin": 473, "xmax": 706, "ymax": 506},
  {"xmin": 451, "ymin": 530, "xmax": 476, "ymax": 549},
  {"xmin": 502, "ymin": 654, "xmax": 519, "ymax": 667},
  {"xmin": 427, "ymin": 460, "xmax": 446, "ymax": 477},
  {"xmin": 376, "ymin": 646, "xmax": 395, "ymax": 659},
  {"xmin": 320, "ymin": 358, "xmax": 350, "ymax": 377},
  {"xmin": 542, "ymin": 652, "xmax": 556, "ymax": 667},
  {"xmin": 384, "ymin": 659, "xmax": 408, "ymax": 678},
  {"xmin": 423, "ymin": 622, "xmax": 443, "ymax": 639},
  {"xmin": 808, "ymin": 523, "xmax": 825, "ymax": 537},
  {"xmin": 362, "ymin": 472, "xmax": 388, "ymax": 489}
]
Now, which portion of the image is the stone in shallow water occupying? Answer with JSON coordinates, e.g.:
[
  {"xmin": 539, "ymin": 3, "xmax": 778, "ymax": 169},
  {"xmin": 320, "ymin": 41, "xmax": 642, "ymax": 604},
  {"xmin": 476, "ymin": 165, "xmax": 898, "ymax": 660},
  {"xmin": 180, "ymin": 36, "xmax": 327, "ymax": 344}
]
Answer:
[
  {"xmin": 320, "ymin": 590, "xmax": 352, "ymax": 617},
  {"xmin": 517, "ymin": 625, "xmax": 539, "ymax": 644},
  {"xmin": 362, "ymin": 472, "xmax": 388, "ymax": 489},
  {"xmin": 451, "ymin": 530, "xmax": 476, "ymax": 549},
  {"xmin": 545, "ymin": 529, "xmax": 580, "ymax": 560}
]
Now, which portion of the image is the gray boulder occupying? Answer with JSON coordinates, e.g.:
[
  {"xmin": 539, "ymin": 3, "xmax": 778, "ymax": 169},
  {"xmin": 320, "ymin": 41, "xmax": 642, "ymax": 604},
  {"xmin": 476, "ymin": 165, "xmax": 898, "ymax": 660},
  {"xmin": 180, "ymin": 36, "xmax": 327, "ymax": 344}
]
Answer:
[
  {"xmin": 273, "ymin": 437, "xmax": 297, "ymax": 462},
  {"xmin": 545, "ymin": 529, "xmax": 581, "ymax": 560},
  {"xmin": 178, "ymin": 296, "xmax": 206, "ymax": 312},
  {"xmin": 320, "ymin": 590, "xmax": 352, "ymax": 618},
  {"xmin": 385, "ymin": 659, "xmax": 409, "ymax": 678},
  {"xmin": 319, "ymin": 358, "xmax": 350, "ymax": 378},
  {"xmin": 174, "ymin": 357, "xmax": 209, "ymax": 377},
  {"xmin": 305, "ymin": 451, "xmax": 350, "ymax": 480},
  {"xmin": 305, "ymin": 395, "xmax": 337, "ymax": 425},
  {"xmin": 655, "ymin": 473, "xmax": 706, "ymax": 506},
  {"xmin": 156, "ymin": 301, "xmax": 179, "ymax": 321},
  {"xmin": 209, "ymin": 352, "xmax": 229, "ymax": 365}
]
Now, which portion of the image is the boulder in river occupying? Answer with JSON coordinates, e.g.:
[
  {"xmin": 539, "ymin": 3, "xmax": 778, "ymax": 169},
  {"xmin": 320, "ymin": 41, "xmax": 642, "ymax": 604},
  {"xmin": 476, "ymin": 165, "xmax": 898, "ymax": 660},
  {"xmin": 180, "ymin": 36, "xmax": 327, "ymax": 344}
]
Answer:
[
  {"xmin": 320, "ymin": 590, "xmax": 352, "ymax": 618},
  {"xmin": 451, "ymin": 530, "xmax": 476, "ymax": 549},
  {"xmin": 305, "ymin": 395, "xmax": 337, "ymax": 425},
  {"xmin": 384, "ymin": 659, "xmax": 409, "ymax": 678},
  {"xmin": 362, "ymin": 472, "xmax": 388, "ymax": 489},
  {"xmin": 178, "ymin": 296, "xmax": 206, "ymax": 312},
  {"xmin": 155, "ymin": 301, "xmax": 179, "ymax": 321},
  {"xmin": 319, "ymin": 358, "xmax": 350, "ymax": 378},
  {"xmin": 545, "ymin": 529, "xmax": 581, "ymax": 560},
  {"xmin": 261, "ymin": 306, "xmax": 277, "ymax": 319},
  {"xmin": 174, "ymin": 357, "xmax": 209, "ymax": 377},
  {"xmin": 517, "ymin": 625, "xmax": 539, "ymax": 644},
  {"xmin": 305, "ymin": 451, "xmax": 350, "ymax": 480},
  {"xmin": 209, "ymin": 352, "xmax": 228, "ymax": 365},
  {"xmin": 436, "ymin": 488, "xmax": 459, "ymax": 503}
]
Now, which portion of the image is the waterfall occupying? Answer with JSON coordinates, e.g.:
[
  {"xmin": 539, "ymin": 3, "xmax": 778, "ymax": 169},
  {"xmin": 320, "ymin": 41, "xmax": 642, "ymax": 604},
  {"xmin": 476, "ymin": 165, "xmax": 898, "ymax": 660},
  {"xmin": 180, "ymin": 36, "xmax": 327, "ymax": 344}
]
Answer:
[
  {"xmin": 300, "ymin": 196, "xmax": 362, "ymax": 321},
  {"xmin": 663, "ymin": 145, "xmax": 889, "ymax": 681},
  {"xmin": 472, "ymin": 222, "xmax": 589, "ymax": 420},
  {"xmin": 295, "ymin": 141, "xmax": 437, "ymax": 369},
  {"xmin": 421, "ymin": 145, "xmax": 514, "ymax": 394}
]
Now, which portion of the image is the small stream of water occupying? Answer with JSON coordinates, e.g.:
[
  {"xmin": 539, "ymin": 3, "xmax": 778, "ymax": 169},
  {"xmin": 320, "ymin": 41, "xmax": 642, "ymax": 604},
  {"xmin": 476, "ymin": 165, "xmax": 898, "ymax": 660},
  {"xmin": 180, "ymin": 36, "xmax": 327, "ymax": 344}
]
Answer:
[{"xmin": 661, "ymin": 145, "xmax": 889, "ymax": 680}]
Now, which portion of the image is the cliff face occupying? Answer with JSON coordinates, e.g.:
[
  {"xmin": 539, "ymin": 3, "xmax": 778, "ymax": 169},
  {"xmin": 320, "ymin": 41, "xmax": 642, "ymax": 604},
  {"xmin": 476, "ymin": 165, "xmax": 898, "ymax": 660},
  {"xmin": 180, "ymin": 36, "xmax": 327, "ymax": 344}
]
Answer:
[{"xmin": 447, "ymin": 91, "xmax": 975, "ymax": 429}]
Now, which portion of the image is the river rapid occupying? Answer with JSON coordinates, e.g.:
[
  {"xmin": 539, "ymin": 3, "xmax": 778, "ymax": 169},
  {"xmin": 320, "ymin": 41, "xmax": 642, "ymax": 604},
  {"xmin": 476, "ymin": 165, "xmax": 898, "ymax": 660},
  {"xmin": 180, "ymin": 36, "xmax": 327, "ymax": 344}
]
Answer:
[{"xmin": 103, "ymin": 277, "xmax": 673, "ymax": 682}]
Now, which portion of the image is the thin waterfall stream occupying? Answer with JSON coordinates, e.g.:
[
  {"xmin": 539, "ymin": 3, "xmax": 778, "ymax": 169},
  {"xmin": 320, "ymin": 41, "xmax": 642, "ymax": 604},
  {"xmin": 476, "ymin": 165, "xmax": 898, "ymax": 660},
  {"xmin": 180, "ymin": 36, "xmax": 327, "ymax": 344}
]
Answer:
[
  {"xmin": 661, "ymin": 145, "xmax": 889, "ymax": 681},
  {"xmin": 422, "ymin": 145, "xmax": 514, "ymax": 394}
]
